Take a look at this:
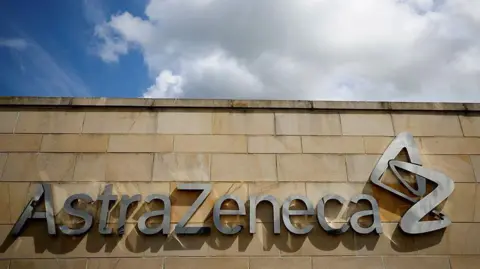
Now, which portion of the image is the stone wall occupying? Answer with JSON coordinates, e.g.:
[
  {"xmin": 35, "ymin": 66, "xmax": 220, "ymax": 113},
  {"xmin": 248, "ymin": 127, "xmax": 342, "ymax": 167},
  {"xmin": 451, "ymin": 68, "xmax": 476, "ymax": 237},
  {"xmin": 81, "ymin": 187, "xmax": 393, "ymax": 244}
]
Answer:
[{"xmin": 0, "ymin": 97, "xmax": 480, "ymax": 268}]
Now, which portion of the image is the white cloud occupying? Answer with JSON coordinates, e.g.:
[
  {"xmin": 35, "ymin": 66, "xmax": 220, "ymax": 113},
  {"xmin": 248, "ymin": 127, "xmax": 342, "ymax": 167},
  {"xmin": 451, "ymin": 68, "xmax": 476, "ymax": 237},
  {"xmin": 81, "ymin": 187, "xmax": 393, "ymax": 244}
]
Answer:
[
  {"xmin": 0, "ymin": 38, "xmax": 28, "ymax": 50},
  {"xmin": 96, "ymin": 0, "xmax": 480, "ymax": 101}
]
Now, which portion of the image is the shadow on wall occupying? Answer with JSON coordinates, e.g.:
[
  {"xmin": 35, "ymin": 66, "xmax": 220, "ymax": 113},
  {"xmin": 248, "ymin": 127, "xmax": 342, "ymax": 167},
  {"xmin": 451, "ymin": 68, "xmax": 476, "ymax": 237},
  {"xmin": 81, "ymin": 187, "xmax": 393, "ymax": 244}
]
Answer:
[{"xmin": 0, "ymin": 180, "xmax": 446, "ymax": 256}]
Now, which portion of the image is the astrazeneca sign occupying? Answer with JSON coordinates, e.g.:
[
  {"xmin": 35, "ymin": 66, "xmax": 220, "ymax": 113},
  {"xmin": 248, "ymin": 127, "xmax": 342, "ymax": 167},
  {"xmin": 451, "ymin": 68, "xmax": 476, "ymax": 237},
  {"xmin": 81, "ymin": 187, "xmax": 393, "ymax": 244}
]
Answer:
[{"xmin": 11, "ymin": 133, "xmax": 455, "ymax": 237}]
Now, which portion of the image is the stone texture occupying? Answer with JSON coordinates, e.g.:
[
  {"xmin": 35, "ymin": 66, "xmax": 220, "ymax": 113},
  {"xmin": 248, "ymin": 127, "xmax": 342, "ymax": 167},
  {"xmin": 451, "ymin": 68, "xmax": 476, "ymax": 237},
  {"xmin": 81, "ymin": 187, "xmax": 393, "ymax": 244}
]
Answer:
[
  {"xmin": 275, "ymin": 113, "xmax": 341, "ymax": 135},
  {"xmin": 363, "ymin": 136, "xmax": 397, "ymax": 154},
  {"xmin": 250, "ymin": 258, "xmax": 311, "ymax": 269},
  {"xmin": 416, "ymin": 223, "xmax": 480, "ymax": 255},
  {"xmin": 0, "ymin": 261, "xmax": 8, "ymax": 269},
  {"xmin": 346, "ymin": 155, "xmax": 380, "ymax": 182},
  {"xmin": 313, "ymin": 257, "xmax": 383, "ymax": 269},
  {"xmin": 41, "ymin": 134, "xmax": 109, "ymax": 152},
  {"xmin": 247, "ymin": 136, "xmax": 301, "ymax": 153},
  {"xmin": 475, "ymin": 184, "xmax": 480, "ymax": 222},
  {"xmin": 470, "ymin": 155, "xmax": 480, "ymax": 182},
  {"xmin": 450, "ymin": 256, "xmax": 480, "ymax": 269},
  {"xmin": 1, "ymin": 153, "xmax": 75, "ymax": 181},
  {"xmin": 312, "ymin": 101, "xmax": 388, "ymax": 110},
  {"xmin": 164, "ymin": 258, "xmax": 248, "ymax": 269},
  {"xmin": 439, "ymin": 183, "xmax": 476, "ymax": 222},
  {"xmin": 0, "ymin": 183, "xmax": 10, "ymax": 223},
  {"xmin": 0, "ymin": 111, "xmax": 17, "ymax": 133},
  {"xmin": 232, "ymin": 100, "xmax": 311, "ymax": 109},
  {"xmin": 153, "ymin": 153, "xmax": 210, "ymax": 182},
  {"xmin": 87, "ymin": 258, "xmax": 163, "ymax": 269},
  {"xmin": 154, "ymin": 98, "xmax": 231, "ymax": 108},
  {"xmin": 73, "ymin": 153, "xmax": 106, "ymax": 181},
  {"xmin": 207, "ymin": 223, "xmax": 280, "ymax": 256},
  {"xmin": 355, "ymin": 223, "xmax": 417, "ymax": 256},
  {"xmin": 0, "ymin": 134, "xmax": 42, "ymax": 152},
  {"xmin": 422, "ymin": 155, "xmax": 476, "ymax": 182},
  {"xmin": 421, "ymin": 137, "xmax": 480, "ymax": 154},
  {"xmin": 277, "ymin": 154, "xmax": 347, "ymax": 182},
  {"xmin": 108, "ymin": 135, "xmax": 173, "ymax": 152},
  {"xmin": 212, "ymin": 112, "xmax": 274, "ymax": 135},
  {"xmin": 158, "ymin": 111, "xmax": 212, "ymax": 134},
  {"xmin": 460, "ymin": 115, "xmax": 480, "ymax": 136},
  {"xmin": 392, "ymin": 113, "xmax": 463, "ymax": 136},
  {"xmin": 302, "ymin": 136, "xmax": 365, "ymax": 153},
  {"xmin": 174, "ymin": 135, "xmax": 247, "ymax": 153},
  {"xmin": 383, "ymin": 257, "xmax": 450, "ymax": 269},
  {"xmin": 340, "ymin": 113, "xmax": 394, "ymax": 136},
  {"xmin": 211, "ymin": 154, "xmax": 276, "ymax": 181},
  {"xmin": 83, "ymin": 111, "xmax": 156, "ymax": 134},
  {"xmin": 0, "ymin": 153, "xmax": 6, "ymax": 176},
  {"xmin": 16, "ymin": 111, "xmax": 84, "ymax": 133},
  {"xmin": 10, "ymin": 259, "xmax": 87, "ymax": 269},
  {"xmin": 106, "ymin": 153, "xmax": 153, "ymax": 181}
]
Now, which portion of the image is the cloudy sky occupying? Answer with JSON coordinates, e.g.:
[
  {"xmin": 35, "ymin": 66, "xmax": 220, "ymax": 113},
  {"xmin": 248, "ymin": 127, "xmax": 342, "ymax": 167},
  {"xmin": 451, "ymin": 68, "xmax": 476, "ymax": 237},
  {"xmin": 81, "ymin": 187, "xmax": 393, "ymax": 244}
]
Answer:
[{"xmin": 1, "ymin": 0, "xmax": 480, "ymax": 101}]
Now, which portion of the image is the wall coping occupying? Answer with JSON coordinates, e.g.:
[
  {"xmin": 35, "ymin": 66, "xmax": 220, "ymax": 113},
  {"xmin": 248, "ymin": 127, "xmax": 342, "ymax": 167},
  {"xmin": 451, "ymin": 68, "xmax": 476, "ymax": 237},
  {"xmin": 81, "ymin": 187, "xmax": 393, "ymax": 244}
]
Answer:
[{"xmin": 1, "ymin": 96, "xmax": 479, "ymax": 111}]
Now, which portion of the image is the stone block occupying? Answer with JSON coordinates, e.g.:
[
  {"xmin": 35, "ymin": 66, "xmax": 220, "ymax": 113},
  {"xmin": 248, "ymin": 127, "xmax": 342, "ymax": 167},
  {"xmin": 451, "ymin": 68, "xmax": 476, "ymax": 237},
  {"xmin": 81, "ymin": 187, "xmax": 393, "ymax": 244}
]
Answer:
[
  {"xmin": 277, "ymin": 154, "xmax": 347, "ymax": 182},
  {"xmin": 211, "ymin": 154, "xmax": 276, "ymax": 181},
  {"xmin": 106, "ymin": 154, "xmax": 153, "ymax": 182},
  {"xmin": 87, "ymin": 258, "xmax": 163, "ymax": 269},
  {"xmin": 355, "ymin": 223, "xmax": 417, "ymax": 255},
  {"xmin": 275, "ymin": 112, "xmax": 341, "ymax": 135},
  {"xmin": 0, "ymin": 261, "xmax": 8, "ymax": 269},
  {"xmin": 475, "ymin": 184, "xmax": 480, "ymax": 222},
  {"xmin": 164, "ymin": 258, "xmax": 248, "ymax": 269},
  {"xmin": 340, "ymin": 113, "xmax": 394, "ymax": 136},
  {"xmin": 174, "ymin": 135, "xmax": 247, "ymax": 153},
  {"xmin": 363, "ymin": 136, "xmax": 395, "ymax": 154},
  {"xmin": 416, "ymin": 223, "xmax": 480, "ymax": 255},
  {"xmin": 250, "ymin": 258, "xmax": 312, "ymax": 269},
  {"xmin": 16, "ymin": 111, "xmax": 84, "ymax": 133},
  {"xmin": 83, "ymin": 111, "xmax": 156, "ymax": 134},
  {"xmin": 346, "ymin": 155, "xmax": 380, "ymax": 182},
  {"xmin": 170, "ymin": 182, "xmax": 247, "ymax": 223},
  {"xmin": 0, "ymin": 153, "xmax": 6, "ymax": 176},
  {"xmin": 392, "ymin": 113, "xmax": 463, "ymax": 136},
  {"xmin": 0, "ymin": 111, "xmax": 17, "ymax": 133},
  {"xmin": 73, "ymin": 154, "xmax": 106, "ymax": 181},
  {"xmin": 470, "ymin": 155, "xmax": 480, "ymax": 182},
  {"xmin": 312, "ymin": 101, "xmax": 388, "ymax": 110},
  {"xmin": 1, "ymin": 153, "xmax": 75, "ymax": 181},
  {"xmin": 460, "ymin": 115, "xmax": 480, "ymax": 136},
  {"xmin": 421, "ymin": 137, "xmax": 480, "ymax": 154},
  {"xmin": 157, "ymin": 111, "xmax": 212, "ymax": 134},
  {"xmin": 207, "ymin": 223, "xmax": 280, "ymax": 256},
  {"xmin": 434, "ymin": 183, "xmax": 476, "ymax": 222},
  {"xmin": 422, "ymin": 155, "xmax": 476, "ymax": 182},
  {"xmin": 276, "ymin": 223, "xmax": 356, "ymax": 256},
  {"xmin": 153, "ymin": 153, "xmax": 210, "ymax": 182},
  {"xmin": 212, "ymin": 112, "xmax": 274, "ymax": 135},
  {"xmin": 247, "ymin": 136, "xmax": 301, "ymax": 153},
  {"xmin": 10, "ymin": 259, "xmax": 87, "ymax": 269},
  {"xmin": 0, "ymin": 183, "xmax": 10, "ymax": 223},
  {"xmin": 450, "ymin": 256, "xmax": 480, "ymax": 269},
  {"xmin": 302, "ymin": 136, "xmax": 365, "ymax": 153},
  {"xmin": 0, "ymin": 134, "xmax": 42, "ymax": 152},
  {"xmin": 383, "ymin": 257, "xmax": 450, "ymax": 269},
  {"xmin": 313, "ymin": 257, "xmax": 383, "ymax": 269},
  {"xmin": 41, "ymin": 134, "xmax": 108, "ymax": 152},
  {"xmin": 108, "ymin": 135, "xmax": 173, "ymax": 153}
]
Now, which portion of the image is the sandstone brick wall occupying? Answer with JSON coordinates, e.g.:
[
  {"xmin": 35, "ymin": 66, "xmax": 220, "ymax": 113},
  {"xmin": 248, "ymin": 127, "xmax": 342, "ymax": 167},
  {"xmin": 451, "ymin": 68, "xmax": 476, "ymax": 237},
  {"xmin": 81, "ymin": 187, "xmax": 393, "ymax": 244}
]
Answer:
[{"xmin": 0, "ymin": 97, "xmax": 480, "ymax": 268}]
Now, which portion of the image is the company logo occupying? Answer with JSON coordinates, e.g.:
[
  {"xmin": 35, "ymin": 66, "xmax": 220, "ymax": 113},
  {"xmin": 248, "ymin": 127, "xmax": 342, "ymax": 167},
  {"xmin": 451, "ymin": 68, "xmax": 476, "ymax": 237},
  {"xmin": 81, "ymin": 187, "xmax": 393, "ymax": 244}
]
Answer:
[{"xmin": 370, "ymin": 132, "xmax": 455, "ymax": 234}]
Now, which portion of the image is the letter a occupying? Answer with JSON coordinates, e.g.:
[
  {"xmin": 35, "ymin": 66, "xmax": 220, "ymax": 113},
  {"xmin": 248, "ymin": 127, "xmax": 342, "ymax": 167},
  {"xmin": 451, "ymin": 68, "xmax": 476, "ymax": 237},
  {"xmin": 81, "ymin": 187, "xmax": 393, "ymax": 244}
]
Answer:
[{"xmin": 11, "ymin": 183, "xmax": 56, "ymax": 236}]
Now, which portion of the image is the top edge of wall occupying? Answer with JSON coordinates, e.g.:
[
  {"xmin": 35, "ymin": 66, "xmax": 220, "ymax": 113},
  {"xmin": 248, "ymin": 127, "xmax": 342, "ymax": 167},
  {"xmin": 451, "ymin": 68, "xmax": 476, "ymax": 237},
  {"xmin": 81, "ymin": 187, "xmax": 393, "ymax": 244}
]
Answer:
[{"xmin": 0, "ymin": 96, "xmax": 479, "ymax": 111}]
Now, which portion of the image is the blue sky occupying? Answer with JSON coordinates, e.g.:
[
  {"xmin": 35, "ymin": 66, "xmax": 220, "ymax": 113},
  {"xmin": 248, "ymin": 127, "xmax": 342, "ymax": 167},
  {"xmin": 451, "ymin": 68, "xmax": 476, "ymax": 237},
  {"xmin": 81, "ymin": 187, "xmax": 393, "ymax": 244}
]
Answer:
[
  {"xmin": 0, "ymin": 0, "xmax": 149, "ymax": 97},
  {"xmin": 1, "ymin": 0, "xmax": 480, "ymax": 101}
]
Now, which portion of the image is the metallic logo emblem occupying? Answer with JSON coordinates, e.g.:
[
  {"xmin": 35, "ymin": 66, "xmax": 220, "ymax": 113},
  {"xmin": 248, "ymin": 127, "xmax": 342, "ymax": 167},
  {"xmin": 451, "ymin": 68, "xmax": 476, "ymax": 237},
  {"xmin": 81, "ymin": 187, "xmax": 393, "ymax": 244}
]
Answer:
[{"xmin": 370, "ymin": 132, "xmax": 455, "ymax": 234}]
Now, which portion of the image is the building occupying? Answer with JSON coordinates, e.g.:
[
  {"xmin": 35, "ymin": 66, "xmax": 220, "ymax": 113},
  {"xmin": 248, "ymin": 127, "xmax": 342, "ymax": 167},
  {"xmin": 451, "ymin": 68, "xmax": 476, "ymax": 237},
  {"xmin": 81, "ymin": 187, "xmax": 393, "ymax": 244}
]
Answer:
[{"xmin": 0, "ymin": 97, "xmax": 479, "ymax": 268}]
